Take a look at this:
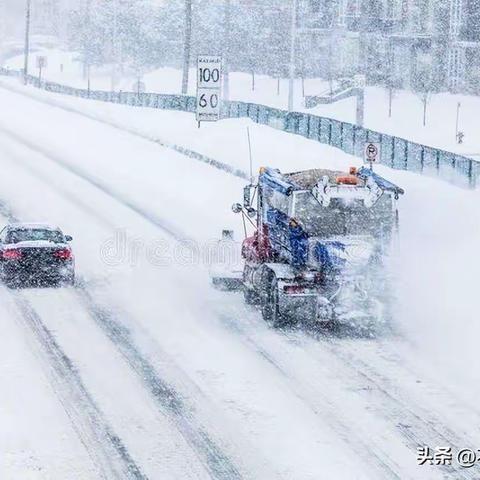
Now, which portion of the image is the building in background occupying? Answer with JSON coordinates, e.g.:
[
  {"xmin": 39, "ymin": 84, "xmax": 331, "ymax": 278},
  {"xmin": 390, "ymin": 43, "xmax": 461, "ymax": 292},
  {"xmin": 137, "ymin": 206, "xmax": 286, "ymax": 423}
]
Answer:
[
  {"xmin": 1, "ymin": 0, "xmax": 478, "ymax": 95},
  {"xmin": 451, "ymin": 0, "xmax": 480, "ymax": 92},
  {"xmin": 298, "ymin": 0, "xmax": 480, "ymax": 94},
  {"xmin": 32, "ymin": 0, "xmax": 60, "ymax": 36}
]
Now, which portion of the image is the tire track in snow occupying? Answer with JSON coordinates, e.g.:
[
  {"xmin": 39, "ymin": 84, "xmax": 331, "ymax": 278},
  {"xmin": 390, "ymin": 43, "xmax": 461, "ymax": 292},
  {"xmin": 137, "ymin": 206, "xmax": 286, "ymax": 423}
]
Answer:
[
  {"xmin": 216, "ymin": 312, "xmax": 402, "ymax": 480},
  {"xmin": 0, "ymin": 207, "xmax": 146, "ymax": 479},
  {"xmin": 0, "ymin": 287, "xmax": 146, "ymax": 480},
  {"xmin": 218, "ymin": 306, "xmax": 478, "ymax": 480},
  {"xmin": 0, "ymin": 81, "xmax": 249, "ymax": 181},
  {"xmin": 0, "ymin": 124, "xmax": 188, "ymax": 242},
  {"xmin": 74, "ymin": 282, "xmax": 242, "ymax": 480},
  {"xmin": 311, "ymin": 336, "xmax": 480, "ymax": 480}
]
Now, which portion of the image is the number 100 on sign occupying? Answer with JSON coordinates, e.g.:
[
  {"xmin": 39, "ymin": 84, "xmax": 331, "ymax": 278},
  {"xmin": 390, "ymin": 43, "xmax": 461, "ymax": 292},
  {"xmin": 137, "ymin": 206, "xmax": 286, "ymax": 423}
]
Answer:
[{"xmin": 197, "ymin": 56, "xmax": 221, "ymax": 88}]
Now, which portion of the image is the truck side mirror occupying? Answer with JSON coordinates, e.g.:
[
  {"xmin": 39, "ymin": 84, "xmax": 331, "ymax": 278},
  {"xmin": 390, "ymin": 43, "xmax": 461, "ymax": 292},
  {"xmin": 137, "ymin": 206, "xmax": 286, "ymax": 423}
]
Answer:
[
  {"xmin": 243, "ymin": 185, "xmax": 253, "ymax": 208},
  {"xmin": 232, "ymin": 203, "xmax": 243, "ymax": 214}
]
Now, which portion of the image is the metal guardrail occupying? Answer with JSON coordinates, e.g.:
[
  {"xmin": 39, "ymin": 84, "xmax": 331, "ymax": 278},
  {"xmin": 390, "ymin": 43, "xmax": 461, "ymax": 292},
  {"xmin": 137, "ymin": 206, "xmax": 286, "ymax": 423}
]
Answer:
[{"xmin": 2, "ymin": 67, "xmax": 478, "ymax": 189}]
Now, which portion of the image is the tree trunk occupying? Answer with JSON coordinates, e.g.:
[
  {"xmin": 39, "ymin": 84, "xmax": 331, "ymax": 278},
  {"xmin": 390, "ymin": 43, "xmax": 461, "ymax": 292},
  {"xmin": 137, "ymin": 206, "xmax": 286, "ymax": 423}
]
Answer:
[
  {"xmin": 389, "ymin": 88, "xmax": 393, "ymax": 118},
  {"xmin": 82, "ymin": 0, "xmax": 92, "ymax": 81},
  {"xmin": 423, "ymin": 97, "xmax": 427, "ymax": 126},
  {"xmin": 111, "ymin": 0, "xmax": 118, "ymax": 91},
  {"xmin": 23, "ymin": 0, "xmax": 31, "ymax": 84},
  {"xmin": 356, "ymin": 89, "xmax": 364, "ymax": 126}
]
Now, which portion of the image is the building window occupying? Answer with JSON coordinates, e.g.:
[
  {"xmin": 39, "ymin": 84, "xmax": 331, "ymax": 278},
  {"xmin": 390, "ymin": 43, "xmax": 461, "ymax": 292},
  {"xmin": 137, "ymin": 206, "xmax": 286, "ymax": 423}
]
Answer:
[
  {"xmin": 310, "ymin": 0, "xmax": 321, "ymax": 13},
  {"xmin": 384, "ymin": 0, "xmax": 396, "ymax": 20},
  {"xmin": 346, "ymin": 0, "xmax": 360, "ymax": 17},
  {"xmin": 449, "ymin": 0, "xmax": 463, "ymax": 37}
]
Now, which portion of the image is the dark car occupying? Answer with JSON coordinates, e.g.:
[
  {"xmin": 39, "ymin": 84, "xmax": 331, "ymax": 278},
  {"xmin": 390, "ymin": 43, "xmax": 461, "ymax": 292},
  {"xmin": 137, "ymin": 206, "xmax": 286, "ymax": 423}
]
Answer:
[{"xmin": 0, "ymin": 223, "xmax": 75, "ymax": 288}]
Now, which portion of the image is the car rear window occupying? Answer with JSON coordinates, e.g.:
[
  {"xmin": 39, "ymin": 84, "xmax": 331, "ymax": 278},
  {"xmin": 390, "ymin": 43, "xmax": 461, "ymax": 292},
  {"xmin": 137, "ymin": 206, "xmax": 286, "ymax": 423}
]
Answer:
[{"xmin": 7, "ymin": 229, "xmax": 64, "ymax": 244}]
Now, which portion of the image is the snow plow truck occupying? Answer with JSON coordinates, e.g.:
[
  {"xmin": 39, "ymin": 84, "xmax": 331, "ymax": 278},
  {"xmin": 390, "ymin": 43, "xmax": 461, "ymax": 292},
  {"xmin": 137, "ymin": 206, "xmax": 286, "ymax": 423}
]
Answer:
[{"xmin": 214, "ymin": 165, "xmax": 404, "ymax": 329}]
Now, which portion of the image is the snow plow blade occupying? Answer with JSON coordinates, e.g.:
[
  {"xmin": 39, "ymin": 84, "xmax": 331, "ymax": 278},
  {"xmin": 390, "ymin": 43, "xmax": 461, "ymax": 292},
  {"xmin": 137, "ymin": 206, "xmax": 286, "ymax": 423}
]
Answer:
[
  {"xmin": 209, "ymin": 230, "xmax": 244, "ymax": 291},
  {"xmin": 210, "ymin": 270, "xmax": 243, "ymax": 291}
]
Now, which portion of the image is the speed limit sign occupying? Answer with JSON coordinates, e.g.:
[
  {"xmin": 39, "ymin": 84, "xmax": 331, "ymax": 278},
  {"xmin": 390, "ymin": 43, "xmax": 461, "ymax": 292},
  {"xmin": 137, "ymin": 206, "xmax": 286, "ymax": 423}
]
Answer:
[{"xmin": 196, "ymin": 55, "xmax": 222, "ymax": 123}]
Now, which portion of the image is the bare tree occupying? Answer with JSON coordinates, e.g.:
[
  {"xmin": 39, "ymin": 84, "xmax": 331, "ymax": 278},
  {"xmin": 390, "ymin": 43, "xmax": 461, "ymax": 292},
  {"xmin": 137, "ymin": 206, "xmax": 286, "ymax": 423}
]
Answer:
[
  {"xmin": 419, "ymin": 90, "xmax": 430, "ymax": 126},
  {"xmin": 412, "ymin": 61, "xmax": 435, "ymax": 126},
  {"xmin": 384, "ymin": 42, "xmax": 400, "ymax": 118},
  {"xmin": 413, "ymin": 67, "xmax": 434, "ymax": 126}
]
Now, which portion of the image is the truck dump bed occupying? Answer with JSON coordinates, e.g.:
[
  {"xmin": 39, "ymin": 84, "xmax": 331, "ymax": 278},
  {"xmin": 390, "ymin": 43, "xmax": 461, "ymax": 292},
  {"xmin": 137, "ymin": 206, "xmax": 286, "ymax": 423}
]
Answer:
[{"xmin": 285, "ymin": 169, "xmax": 366, "ymax": 190}]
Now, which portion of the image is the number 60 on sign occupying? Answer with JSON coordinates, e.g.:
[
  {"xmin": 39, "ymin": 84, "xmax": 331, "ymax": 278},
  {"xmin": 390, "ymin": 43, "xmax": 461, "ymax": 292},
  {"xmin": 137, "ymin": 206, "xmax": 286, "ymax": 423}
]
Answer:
[{"xmin": 196, "ymin": 89, "xmax": 220, "ymax": 120}]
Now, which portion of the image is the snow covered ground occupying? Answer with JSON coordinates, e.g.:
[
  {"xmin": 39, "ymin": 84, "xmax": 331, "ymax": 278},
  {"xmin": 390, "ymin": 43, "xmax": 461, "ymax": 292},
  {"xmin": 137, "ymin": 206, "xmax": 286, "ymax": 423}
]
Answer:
[
  {"xmin": 4, "ymin": 47, "xmax": 480, "ymax": 159},
  {"xmin": 0, "ymin": 75, "xmax": 479, "ymax": 480}
]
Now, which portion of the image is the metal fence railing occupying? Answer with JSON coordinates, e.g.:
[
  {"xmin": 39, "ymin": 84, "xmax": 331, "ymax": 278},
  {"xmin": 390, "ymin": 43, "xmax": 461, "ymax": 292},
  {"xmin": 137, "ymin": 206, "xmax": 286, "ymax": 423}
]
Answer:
[{"xmin": 2, "ymin": 67, "xmax": 478, "ymax": 189}]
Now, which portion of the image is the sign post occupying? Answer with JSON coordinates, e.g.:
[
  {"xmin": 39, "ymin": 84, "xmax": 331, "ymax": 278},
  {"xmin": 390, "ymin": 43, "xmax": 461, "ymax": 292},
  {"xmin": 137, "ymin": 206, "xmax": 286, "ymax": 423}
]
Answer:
[
  {"xmin": 196, "ymin": 55, "xmax": 222, "ymax": 126},
  {"xmin": 36, "ymin": 55, "xmax": 47, "ymax": 82},
  {"xmin": 354, "ymin": 75, "xmax": 366, "ymax": 126},
  {"xmin": 133, "ymin": 79, "xmax": 146, "ymax": 98},
  {"xmin": 364, "ymin": 142, "xmax": 381, "ymax": 170}
]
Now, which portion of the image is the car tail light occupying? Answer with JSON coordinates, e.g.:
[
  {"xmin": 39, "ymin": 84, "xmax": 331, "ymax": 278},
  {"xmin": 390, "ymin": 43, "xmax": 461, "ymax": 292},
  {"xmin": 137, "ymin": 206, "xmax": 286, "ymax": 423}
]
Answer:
[
  {"xmin": 54, "ymin": 249, "xmax": 72, "ymax": 259},
  {"xmin": 2, "ymin": 249, "xmax": 22, "ymax": 260},
  {"xmin": 284, "ymin": 285, "xmax": 305, "ymax": 294}
]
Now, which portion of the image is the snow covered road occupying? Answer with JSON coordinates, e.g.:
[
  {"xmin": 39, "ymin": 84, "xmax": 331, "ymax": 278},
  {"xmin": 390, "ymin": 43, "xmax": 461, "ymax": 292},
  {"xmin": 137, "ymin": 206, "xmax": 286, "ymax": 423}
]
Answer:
[{"xmin": 0, "ymin": 83, "xmax": 479, "ymax": 479}]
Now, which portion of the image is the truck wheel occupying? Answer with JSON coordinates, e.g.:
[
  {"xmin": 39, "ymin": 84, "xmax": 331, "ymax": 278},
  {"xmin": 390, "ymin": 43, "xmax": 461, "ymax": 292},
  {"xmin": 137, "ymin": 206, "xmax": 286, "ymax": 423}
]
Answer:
[
  {"xmin": 4, "ymin": 278, "xmax": 18, "ymax": 289},
  {"xmin": 262, "ymin": 277, "xmax": 288, "ymax": 328},
  {"xmin": 243, "ymin": 288, "xmax": 260, "ymax": 305}
]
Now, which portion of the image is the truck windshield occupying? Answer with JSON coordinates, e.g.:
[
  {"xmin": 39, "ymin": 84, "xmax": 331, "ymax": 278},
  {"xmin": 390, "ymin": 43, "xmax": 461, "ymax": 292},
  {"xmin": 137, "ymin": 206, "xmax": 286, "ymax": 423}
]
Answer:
[{"xmin": 293, "ymin": 192, "xmax": 394, "ymax": 238}]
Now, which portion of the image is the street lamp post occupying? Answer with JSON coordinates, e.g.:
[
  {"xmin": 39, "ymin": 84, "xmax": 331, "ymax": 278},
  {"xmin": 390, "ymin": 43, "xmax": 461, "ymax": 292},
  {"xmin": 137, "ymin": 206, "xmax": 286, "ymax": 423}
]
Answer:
[
  {"xmin": 181, "ymin": 0, "xmax": 192, "ymax": 95},
  {"xmin": 288, "ymin": 0, "xmax": 297, "ymax": 112},
  {"xmin": 456, "ymin": 101, "xmax": 462, "ymax": 143},
  {"xmin": 24, "ymin": 0, "xmax": 32, "ymax": 85},
  {"xmin": 111, "ymin": 0, "xmax": 118, "ymax": 91},
  {"xmin": 223, "ymin": 0, "xmax": 231, "ymax": 101}
]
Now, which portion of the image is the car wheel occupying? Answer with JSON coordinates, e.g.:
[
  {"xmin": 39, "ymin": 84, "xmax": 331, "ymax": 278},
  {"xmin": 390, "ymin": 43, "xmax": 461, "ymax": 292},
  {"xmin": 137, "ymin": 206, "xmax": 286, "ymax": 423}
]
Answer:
[
  {"xmin": 4, "ymin": 278, "xmax": 19, "ymax": 289},
  {"xmin": 59, "ymin": 272, "xmax": 75, "ymax": 287}
]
